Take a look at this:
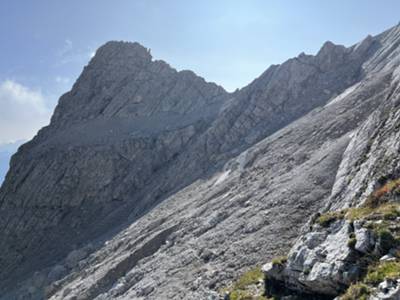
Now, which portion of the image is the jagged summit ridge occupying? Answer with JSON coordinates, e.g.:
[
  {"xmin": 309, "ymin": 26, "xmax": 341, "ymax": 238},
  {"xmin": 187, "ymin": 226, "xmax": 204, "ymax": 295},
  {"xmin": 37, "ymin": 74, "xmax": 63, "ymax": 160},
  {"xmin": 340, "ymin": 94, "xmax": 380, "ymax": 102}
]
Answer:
[
  {"xmin": 51, "ymin": 40, "xmax": 227, "ymax": 129},
  {"xmin": 0, "ymin": 38, "xmax": 231, "ymax": 296},
  {"xmin": 95, "ymin": 41, "xmax": 152, "ymax": 61},
  {"xmin": 1, "ymin": 24, "xmax": 400, "ymax": 300}
]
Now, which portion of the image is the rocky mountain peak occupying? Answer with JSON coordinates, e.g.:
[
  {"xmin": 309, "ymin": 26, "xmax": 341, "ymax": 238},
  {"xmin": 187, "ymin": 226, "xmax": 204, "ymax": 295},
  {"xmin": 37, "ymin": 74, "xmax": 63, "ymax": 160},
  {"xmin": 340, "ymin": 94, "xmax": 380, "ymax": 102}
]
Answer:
[
  {"xmin": 49, "ymin": 40, "xmax": 227, "ymax": 130},
  {"xmin": 2, "ymin": 24, "xmax": 400, "ymax": 300},
  {"xmin": 94, "ymin": 41, "xmax": 152, "ymax": 63},
  {"xmin": 80, "ymin": 41, "xmax": 154, "ymax": 88},
  {"xmin": 318, "ymin": 40, "xmax": 344, "ymax": 54}
]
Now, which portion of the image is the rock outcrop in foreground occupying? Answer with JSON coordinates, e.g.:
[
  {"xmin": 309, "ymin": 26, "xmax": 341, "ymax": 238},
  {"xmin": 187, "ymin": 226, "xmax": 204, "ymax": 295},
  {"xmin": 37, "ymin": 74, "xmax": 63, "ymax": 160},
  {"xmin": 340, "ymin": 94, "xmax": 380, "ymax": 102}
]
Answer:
[
  {"xmin": 261, "ymin": 26, "xmax": 400, "ymax": 300},
  {"xmin": 2, "ymin": 24, "xmax": 400, "ymax": 300},
  {"xmin": 262, "ymin": 94, "xmax": 400, "ymax": 299}
]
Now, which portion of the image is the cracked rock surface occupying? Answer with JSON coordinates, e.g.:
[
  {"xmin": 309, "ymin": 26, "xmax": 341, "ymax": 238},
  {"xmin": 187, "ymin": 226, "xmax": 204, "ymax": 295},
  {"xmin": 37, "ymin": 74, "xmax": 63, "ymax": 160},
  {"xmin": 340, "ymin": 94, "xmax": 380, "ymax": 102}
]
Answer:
[
  {"xmin": 263, "ymin": 25, "xmax": 400, "ymax": 299},
  {"xmin": 2, "ymin": 24, "xmax": 400, "ymax": 299}
]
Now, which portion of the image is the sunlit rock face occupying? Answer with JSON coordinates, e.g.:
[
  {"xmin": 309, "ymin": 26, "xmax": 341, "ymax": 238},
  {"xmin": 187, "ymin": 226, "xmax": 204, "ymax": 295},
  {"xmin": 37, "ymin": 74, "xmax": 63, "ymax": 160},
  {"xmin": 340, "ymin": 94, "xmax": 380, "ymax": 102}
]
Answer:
[{"xmin": 2, "ymin": 24, "xmax": 400, "ymax": 300}]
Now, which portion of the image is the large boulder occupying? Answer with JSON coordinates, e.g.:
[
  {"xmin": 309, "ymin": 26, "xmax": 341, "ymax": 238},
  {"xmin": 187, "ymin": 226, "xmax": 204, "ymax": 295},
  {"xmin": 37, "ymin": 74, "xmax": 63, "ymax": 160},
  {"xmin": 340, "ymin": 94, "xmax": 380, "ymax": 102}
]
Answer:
[{"xmin": 264, "ymin": 219, "xmax": 358, "ymax": 296}]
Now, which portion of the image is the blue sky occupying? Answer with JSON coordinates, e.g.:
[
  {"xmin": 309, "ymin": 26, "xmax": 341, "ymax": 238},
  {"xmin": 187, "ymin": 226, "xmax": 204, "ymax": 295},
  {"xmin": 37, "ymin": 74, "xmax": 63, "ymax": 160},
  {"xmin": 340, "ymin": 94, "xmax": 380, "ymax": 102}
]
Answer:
[{"xmin": 0, "ymin": 1, "xmax": 399, "ymax": 147}]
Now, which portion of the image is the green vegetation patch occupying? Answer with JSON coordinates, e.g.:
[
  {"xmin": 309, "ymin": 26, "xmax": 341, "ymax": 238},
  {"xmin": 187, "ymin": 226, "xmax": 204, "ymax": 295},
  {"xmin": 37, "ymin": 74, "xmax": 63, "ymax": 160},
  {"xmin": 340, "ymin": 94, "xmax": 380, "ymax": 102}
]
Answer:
[
  {"xmin": 233, "ymin": 266, "xmax": 264, "ymax": 290},
  {"xmin": 315, "ymin": 210, "xmax": 347, "ymax": 227},
  {"xmin": 314, "ymin": 179, "xmax": 400, "ymax": 299},
  {"xmin": 340, "ymin": 283, "xmax": 370, "ymax": 300},
  {"xmin": 364, "ymin": 260, "xmax": 400, "ymax": 285},
  {"xmin": 221, "ymin": 266, "xmax": 267, "ymax": 300},
  {"xmin": 229, "ymin": 290, "xmax": 268, "ymax": 300},
  {"xmin": 271, "ymin": 256, "xmax": 288, "ymax": 267},
  {"xmin": 376, "ymin": 228, "xmax": 397, "ymax": 253},
  {"xmin": 316, "ymin": 178, "xmax": 400, "ymax": 227},
  {"xmin": 346, "ymin": 203, "xmax": 400, "ymax": 221},
  {"xmin": 347, "ymin": 237, "xmax": 357, "ymax": 249}
]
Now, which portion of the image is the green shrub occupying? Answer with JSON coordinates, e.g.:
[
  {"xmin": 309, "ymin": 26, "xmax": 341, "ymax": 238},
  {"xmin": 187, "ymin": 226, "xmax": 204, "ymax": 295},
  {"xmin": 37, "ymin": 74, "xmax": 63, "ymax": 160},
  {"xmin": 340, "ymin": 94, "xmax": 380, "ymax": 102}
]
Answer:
[
  {"xmin": 348, "ymin": 237, "xmax": 357, "ymax": 249},
  {"xmin": 376, "ymin": 229, "xmax": 396, "ymax": 254},
  {"xmin": 382, "ymin": 205, "xmax": 400, "ymax": 220}
]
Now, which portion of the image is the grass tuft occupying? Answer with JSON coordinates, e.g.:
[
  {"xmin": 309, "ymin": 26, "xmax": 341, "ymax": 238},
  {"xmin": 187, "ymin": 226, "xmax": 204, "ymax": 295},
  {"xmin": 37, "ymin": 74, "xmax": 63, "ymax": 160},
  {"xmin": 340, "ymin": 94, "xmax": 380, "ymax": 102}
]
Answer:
[
  {"xmin": 315, "ymin": 210, "xmax": 347, "ymax": 227},
  {"xmin": 341, "ymin": 283, "xmax": 370, "ymax": 300},
  {"xmin": 234, "ymin": 267, "xmax": 264, "ymax": 290},
  {"xmin": 271, "ymin": 256, "xmax": 288, "ymax": 267},
  {"xmin": 364, "ymin": 260, "xmax": 400, "ymax": 285},
  {"xmin": 222, "ymin": 266, "xmax": 266, "ymax": 300},
  {"xmin": 345, "ymin": 203, "xmax": 400, "ymax": 222}
]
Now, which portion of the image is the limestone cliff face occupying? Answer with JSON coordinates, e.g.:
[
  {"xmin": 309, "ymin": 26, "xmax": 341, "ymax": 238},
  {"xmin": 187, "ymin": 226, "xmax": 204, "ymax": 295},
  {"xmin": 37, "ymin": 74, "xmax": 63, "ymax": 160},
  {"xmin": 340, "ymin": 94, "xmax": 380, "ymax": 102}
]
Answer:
[
  {"xmin": 202, "ymin": 36, "xmax": 377, "ymax": 156},
  {"xmin": 263, "ymin": 25, "xmax": 400, "ymax": 300},
  {"xmin": 263, "ymin": 97, "xmax": 400, "ymax": 299},
  {"xmin": 0, "ymin": 41, "xmax": 229, "ymax": 293},
  {"xmin": 1, "ymin": 25, "xmax": 400, "ymax": 300}
]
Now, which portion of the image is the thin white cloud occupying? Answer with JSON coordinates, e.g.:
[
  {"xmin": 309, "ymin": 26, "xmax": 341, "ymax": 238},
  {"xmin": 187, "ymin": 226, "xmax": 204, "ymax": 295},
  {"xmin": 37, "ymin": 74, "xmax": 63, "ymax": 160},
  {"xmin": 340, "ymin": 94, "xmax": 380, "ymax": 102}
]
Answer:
[
  {"xmin": 59, "ymin": 39, "xmax": 73, "ymax": 57},
  {"xmin": 56, "ymin": 39, "xmax": 95, "ymax": 66},
  {"xmin": 0, "ymin": 80, "xmax": 51, "ymax": 144},
  {"xmin": 55, "ymin": 76, "xmax": 71, "ymax": 85},
  {"xmin": 0, "ymin": 140, "xmax": 24, "ymax": 152}
]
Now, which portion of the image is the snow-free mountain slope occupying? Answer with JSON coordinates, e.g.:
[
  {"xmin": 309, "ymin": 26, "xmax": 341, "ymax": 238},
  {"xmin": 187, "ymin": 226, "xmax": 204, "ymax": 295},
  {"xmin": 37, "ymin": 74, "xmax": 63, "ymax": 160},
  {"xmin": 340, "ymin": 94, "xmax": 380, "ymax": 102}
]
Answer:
[{"xmin": 2, "ymin": 24, "xmax": 400, "ymax": 300}]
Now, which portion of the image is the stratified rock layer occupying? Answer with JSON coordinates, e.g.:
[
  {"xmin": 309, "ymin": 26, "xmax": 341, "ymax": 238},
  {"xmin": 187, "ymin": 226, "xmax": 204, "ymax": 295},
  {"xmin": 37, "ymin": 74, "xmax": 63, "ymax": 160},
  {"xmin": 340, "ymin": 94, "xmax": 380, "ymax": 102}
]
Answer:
[
  {"xmin": 1, "ymin": 24, "xmax": 400, "ymax": 300},
  {"xmin": 263, "ymin": 25, "xmax": 400, "ymax": 300}
]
